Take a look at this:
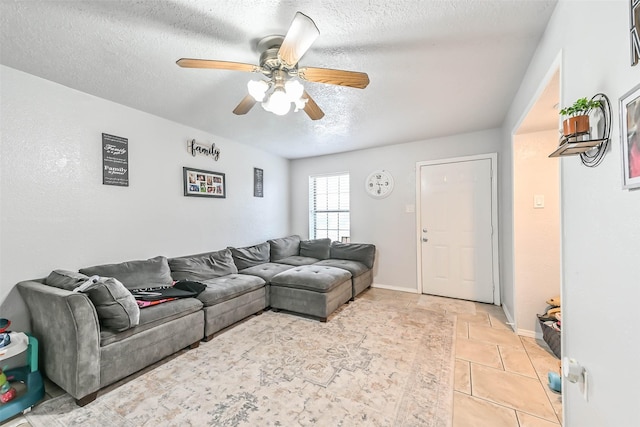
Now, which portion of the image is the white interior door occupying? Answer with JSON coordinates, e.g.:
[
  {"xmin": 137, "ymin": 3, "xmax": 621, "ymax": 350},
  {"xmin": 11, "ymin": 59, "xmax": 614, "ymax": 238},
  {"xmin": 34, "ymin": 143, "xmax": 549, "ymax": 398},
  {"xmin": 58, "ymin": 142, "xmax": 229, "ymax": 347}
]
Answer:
[{"xmin": 419, "ymin": 157, "xmax": 495, "ymax": 303}]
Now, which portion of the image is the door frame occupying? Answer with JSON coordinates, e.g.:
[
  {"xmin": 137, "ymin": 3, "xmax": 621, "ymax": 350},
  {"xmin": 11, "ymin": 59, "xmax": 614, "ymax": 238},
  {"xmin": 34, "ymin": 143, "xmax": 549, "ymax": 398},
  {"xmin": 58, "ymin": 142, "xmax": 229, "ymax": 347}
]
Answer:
[{"xmin": 415, "ymin": 153, "xmax": 500, "ymax": 305}]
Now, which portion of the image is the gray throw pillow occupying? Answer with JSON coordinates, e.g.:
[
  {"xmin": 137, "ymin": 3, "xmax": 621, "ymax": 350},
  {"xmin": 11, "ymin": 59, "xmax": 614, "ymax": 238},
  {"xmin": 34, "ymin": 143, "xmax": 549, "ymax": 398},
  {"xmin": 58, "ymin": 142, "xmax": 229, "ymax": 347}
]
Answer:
[
  {"xmin": 300, "ymin": 238, "xmax": 331, "ymax": 260},
  {"xmin": 79, "ymin": 256, "xmax": 173, "ymax": 290},
  {"xmin": 46, "ymin": 270, "xmax": 89, "ymax": 291},
  {"xmin": 168, "ymin": 248, "xmax": 238, "ymax": 281},
  {"xmin": 268, "ymin": 235, "xmax": 301, "ymax": 261},
  {"xmin": 79, "ymin": 277, "xmax": 140, "ymax": 332},
  {"xmin": 229, "ymin": 242, "xmax": 270, "ymax": 270}
]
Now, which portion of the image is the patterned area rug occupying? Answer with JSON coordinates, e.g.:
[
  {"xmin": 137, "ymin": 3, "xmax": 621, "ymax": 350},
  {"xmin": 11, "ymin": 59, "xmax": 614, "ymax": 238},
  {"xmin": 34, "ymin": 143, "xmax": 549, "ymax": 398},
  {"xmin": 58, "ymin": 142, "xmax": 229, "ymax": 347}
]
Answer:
[{"xmin": 26, "ymin": 298, "xmax": 455, "ymax": 426}]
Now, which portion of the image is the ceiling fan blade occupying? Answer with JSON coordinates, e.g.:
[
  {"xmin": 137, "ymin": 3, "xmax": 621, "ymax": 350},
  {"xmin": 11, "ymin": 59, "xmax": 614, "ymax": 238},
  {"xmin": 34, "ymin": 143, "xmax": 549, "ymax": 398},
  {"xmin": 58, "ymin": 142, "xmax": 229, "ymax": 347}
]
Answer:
[
  {"xmin": 278, "ymin": 12, "xmax": 320, "ymax": 67},
  {"xmin": 299, "ymin": 67, "xmax": 370, "ymax": 89},
  {"xmin": 177, "ymin": 58, "xmax": 259, "ymax": 73},
  {"xmin": 233, "ymin": 94, "xmax": 257, "ymax": 115},
  {"xmin": 302, "ymin": 91, "xmax": 324, "ymax": 120}
]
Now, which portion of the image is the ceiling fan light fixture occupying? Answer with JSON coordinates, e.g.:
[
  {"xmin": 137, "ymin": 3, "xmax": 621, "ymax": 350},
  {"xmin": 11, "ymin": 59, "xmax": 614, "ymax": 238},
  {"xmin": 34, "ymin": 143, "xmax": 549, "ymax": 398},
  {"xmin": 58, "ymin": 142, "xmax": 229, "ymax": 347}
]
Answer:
[
  {"xmin": 293, "ymin": 97, "xmax": 308, "ymax": 112},
  {"xmin": 247, "ymin": 79, "xmax": 269, "ymax": 102},
  {"xmin": 264, "ymin": 88, "xmax": 291, "ymax": 115},
  {"xmin": 284, "ymin": 79, "xmax": 304, "ymax": 102}
]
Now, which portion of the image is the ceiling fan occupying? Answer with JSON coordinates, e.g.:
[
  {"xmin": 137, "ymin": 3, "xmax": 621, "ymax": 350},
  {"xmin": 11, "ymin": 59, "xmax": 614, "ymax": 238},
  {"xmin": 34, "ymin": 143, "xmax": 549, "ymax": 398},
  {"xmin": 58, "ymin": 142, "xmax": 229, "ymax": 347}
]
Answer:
[{"xmin": 176, "ymin": 12, "xmax": 370, "ymax": 120}]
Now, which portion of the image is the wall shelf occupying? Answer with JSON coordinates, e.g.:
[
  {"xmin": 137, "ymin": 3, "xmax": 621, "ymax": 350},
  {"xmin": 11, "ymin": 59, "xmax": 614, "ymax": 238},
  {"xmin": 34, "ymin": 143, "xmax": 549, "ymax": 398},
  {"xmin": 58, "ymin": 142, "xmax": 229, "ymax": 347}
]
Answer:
[
  {"xmin": 548, "ymin": 137, "xmax": 608, "ymax": 158},
  {"xmin": 548, "ymin": 93, "xmax": 612, "ymax": 166}
]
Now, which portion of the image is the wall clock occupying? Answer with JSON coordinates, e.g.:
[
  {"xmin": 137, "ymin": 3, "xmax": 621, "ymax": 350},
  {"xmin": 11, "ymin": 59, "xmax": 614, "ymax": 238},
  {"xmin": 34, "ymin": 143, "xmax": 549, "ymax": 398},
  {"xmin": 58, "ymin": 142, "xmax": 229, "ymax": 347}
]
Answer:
[{"xmin": 365, "ymin": 170, "xmax": 394, "ymax": 198}]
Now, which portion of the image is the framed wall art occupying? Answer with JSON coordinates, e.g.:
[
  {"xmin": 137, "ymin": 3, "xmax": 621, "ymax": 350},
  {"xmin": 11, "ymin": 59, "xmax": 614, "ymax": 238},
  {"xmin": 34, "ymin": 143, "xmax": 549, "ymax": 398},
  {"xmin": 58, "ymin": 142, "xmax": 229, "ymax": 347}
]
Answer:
[
  {"xmin": 102, "ymin": 133, "xmax": 129, "ymax": 187},
  {"xmin": 631, "ymin": 0, "xmax": 640, "ymax": 66},
  {"xmin": 183, "ymin": 167, "xmax": 226, "ymax": 198},
  {"xmin": 620, "ymin": 82, "xmax": 640, "ymax": 189},
  {"xmin": 254, "ymin": 167, "xmax": 263, "ymax": 198}
]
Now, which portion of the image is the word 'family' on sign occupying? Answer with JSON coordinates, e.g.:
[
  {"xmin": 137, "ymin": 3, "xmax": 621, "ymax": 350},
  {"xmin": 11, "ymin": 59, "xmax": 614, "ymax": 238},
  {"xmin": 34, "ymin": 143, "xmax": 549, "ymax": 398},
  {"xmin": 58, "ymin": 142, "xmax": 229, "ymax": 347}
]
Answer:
[{"xmin": 188, "ymin": 139, "xmax": 220, "ymax": 161}]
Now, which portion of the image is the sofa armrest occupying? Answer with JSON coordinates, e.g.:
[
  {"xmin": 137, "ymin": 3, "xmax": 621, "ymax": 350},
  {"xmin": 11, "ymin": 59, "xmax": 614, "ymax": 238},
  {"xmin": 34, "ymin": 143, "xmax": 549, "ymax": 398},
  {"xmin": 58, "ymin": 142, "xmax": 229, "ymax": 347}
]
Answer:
[{"xmin": 17, "ymin": 280, "xmax": 101, "ymax": 400}]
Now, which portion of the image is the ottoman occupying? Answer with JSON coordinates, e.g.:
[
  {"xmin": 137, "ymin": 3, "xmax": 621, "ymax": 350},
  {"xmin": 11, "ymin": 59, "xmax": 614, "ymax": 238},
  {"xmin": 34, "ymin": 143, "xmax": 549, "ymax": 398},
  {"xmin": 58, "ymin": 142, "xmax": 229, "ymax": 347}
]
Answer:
[{"xmin": 269, "ymin": 265, "xmax": 352, "ymax": 321}]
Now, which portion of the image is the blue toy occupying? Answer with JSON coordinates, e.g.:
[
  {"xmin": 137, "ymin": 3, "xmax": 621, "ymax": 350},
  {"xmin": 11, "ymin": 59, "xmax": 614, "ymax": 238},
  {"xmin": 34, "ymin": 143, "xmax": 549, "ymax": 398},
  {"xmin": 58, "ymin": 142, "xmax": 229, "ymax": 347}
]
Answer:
[
  {"xmin": 0, "ymin": 333, "xmax": 45, "ymax": 422},
  {"xmin": 548, "ymin": 371, "xmax": 562, "ymax": 393}
]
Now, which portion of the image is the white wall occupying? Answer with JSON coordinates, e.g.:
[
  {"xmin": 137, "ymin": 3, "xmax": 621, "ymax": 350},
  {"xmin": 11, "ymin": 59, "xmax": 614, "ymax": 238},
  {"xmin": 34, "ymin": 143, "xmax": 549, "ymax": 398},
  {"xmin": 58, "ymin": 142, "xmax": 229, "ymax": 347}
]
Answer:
[
  {"xmin": 290, "ymin": 129, "xmax": 502, "ymax": 292},
  {"xmin": 0, "ymin": 66, "xmax": 290, "ymax": 330},
  {"xmin": 503, "ymin": 1, "xmax": 640, "ymax": 425},
  {"xmin": 514, "ymin": 130, "xmax": 560, "ymax": 335}
]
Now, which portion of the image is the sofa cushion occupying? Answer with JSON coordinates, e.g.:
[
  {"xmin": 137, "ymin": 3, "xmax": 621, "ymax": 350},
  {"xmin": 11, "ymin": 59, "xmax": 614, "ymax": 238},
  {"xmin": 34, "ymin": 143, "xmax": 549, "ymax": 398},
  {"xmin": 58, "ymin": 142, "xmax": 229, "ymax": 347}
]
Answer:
[
  {"xmin": 229, "ymin": 242, "xmax": 270, "ymax": 270},
  {"xmin": 268, "ymin": 235, "xmax": 301, "ymax": 261},
  {"xmin": 197, "ymin": 274, "xmax": 265, "ymax": 307},
  {"xmin": 79, "ymin": 256, "xmax": 173, "ymax": 290},
  {"xmin": 81, "ymin": 277, "xmax": 140, "ymax": 332},
  {"xmin": 313, "ymin": 259, "xmax": 369, "ymax": 277},
  {"xmin": 329, "ymin": 242, "xmax": 376, "ymax": 269},
  {"xmin": 168, "ymin": 248, "xmax": 238, "ymax": 281},
  {"xmin": 46, "ymin": 269, "xmax": 89, "ymax": 291},
  {"xmin": 271, "ymin": 265, "xmax": 352, "ymax": 292},
  {"xmin": 100, "ymin": 297, "xmax": 203, "ymax": 346},
  {"xmin": 299, "ymin": 238, "xmax": 331, "ymax": 260},
  {"xmin": 275, "ymin": 255, "xmax": 319, "ymax": 266},
  {"xmin": 238, "ymin": 263, "xmax": 294, "ymax": 284}
]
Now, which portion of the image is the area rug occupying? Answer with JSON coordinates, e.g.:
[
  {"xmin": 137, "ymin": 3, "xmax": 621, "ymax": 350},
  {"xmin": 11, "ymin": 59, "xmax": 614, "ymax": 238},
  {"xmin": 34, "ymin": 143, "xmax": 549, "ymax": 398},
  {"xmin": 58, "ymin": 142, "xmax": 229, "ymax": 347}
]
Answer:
[{"xmin": 26, "ymin": 298, "xmax": 455, "ymax": 426}]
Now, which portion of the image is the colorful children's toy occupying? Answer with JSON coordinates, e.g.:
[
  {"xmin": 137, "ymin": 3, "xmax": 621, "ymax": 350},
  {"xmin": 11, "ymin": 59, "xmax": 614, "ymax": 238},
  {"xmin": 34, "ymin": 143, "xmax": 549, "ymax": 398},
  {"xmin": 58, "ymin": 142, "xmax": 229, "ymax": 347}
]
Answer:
[
  {"xmin": 0, "ymin": 332, "xmax": 45, "ymax": 422},
  {"xmin": 0, "ymin": 368, "xmax": 17, "ymax": 403}
]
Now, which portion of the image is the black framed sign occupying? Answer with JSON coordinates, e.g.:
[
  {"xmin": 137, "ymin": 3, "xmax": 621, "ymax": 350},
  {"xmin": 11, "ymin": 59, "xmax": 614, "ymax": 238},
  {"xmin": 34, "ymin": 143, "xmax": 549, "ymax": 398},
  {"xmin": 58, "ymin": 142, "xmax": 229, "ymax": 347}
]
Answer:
[
  {"xmin": 102, "ymin": 133, "xmax": 129, "ymax": 186},
  {"xmin": 183, "ymin": 167, "xmax": 226, "ymax": 198},
  {"xmin": 631, "ymin": 0, "xmax": 640, "ymax": 66},
  {"xmin": 254, "ymin": 167, "xmax": 263, "ymax": 197}
]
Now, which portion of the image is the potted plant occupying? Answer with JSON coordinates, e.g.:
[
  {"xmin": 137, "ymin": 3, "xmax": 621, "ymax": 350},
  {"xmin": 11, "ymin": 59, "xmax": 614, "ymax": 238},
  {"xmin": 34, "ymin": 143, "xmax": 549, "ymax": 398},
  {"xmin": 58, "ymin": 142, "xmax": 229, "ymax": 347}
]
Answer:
[{"xmin": 559, "ymin": 97, "xmax": 602, "ymax": 137}]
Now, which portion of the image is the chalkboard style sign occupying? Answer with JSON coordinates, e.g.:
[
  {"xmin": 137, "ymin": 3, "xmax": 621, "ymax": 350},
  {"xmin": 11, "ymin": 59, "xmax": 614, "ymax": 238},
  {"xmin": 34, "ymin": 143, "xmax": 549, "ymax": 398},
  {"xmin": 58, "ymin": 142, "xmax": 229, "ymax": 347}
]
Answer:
[
  {"xmin": 632, "ymin": 0, "xmax": 640, "ymax": 66},
  {"xmin": 102, "ymin": 133, "xmax": 129, "ymax": 186},
  {"xmin": 254, "ymin": 168, "xmax": 263, "ymax": 198}
]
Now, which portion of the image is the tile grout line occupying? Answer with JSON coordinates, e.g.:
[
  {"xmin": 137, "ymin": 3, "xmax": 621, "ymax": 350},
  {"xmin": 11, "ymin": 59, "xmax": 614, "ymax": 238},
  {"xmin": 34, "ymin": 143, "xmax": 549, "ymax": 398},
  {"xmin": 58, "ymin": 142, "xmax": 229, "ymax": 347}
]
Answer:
[
  {"xmin": 497, "ymin": 344, "xmax": 506, "ymax": 371},
  {"xmin": 519, "ymin": 336, "xmax": 563, "ymax": 425},
  {"xmin": 455, "ymin": 386, "xmax": 526, "ymax": 424},
  {"xmin": 463, "ymin": 367, "xmax": 561, "ymax": 426}
]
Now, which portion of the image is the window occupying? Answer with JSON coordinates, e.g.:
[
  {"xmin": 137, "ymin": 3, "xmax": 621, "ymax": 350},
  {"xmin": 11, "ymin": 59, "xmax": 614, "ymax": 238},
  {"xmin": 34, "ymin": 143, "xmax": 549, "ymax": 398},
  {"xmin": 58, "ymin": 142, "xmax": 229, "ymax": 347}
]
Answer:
[{"xmin": 309, "ymin": 173, "xmax": 350, "ymax": 241}]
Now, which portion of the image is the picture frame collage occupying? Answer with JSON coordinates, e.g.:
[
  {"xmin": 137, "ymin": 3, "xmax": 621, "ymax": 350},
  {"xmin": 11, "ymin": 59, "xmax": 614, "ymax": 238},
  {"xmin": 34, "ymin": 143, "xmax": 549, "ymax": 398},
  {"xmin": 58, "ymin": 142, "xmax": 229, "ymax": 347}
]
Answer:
[{"xmin": 183, "ymin": 167, "xmax": 226, "ymax": 198}]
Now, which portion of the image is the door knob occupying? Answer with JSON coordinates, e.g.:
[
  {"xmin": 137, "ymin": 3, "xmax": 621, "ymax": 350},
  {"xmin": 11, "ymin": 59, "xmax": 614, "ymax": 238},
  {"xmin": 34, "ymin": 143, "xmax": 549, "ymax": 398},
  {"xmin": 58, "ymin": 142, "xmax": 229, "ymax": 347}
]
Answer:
[
  {"xmin": 422, "ymin": 228, "xmax": 427, "ymax": 233},
  {"xmin": 422, "ymin": 238, "xmax": 428, "ymax": 242}
]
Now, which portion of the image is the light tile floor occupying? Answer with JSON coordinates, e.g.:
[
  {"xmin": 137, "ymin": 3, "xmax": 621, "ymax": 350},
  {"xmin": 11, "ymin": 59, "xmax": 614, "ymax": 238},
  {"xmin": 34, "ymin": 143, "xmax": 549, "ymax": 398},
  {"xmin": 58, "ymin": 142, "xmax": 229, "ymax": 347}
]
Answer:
[
  {"xmin": 360, "ymin": 288, "xmax": 563, "ymax": 427},
  {"xmin": 1, "ymin": 288, "xmax": 562, "ymax": 427}
]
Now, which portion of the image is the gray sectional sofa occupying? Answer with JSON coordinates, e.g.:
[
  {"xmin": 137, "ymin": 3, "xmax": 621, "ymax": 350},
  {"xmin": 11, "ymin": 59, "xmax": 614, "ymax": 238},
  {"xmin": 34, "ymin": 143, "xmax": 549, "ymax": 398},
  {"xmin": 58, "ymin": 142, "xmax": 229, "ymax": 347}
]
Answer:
[{"xmin": 17, "ymin": 235, "xmax": 375, "ymax": 405}]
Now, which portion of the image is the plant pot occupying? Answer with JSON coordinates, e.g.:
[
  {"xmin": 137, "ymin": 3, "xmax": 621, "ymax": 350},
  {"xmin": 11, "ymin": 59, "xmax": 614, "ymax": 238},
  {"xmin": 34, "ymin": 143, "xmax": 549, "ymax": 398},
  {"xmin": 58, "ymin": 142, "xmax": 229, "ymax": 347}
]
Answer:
[{"xmin": 562, "ymin": 115, "xmax": 590, "ymax": 136}]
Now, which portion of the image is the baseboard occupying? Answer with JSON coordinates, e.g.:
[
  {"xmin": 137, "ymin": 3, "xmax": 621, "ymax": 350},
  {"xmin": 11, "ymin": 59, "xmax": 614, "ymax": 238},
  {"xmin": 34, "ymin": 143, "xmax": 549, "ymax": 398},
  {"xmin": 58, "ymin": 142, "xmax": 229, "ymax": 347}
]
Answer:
[
  {"xmin": 371, "ymin": 283, "xmax": 419, "ymax": 294},
  {"xmin": 501, "ymin": 306, "xmax": 542, "ymax": 338},
  {"xmin": 517, "ymin": 328, "xmax": 542, "ymax": 339},
  {"xmin": 502, "ymin": 304, "xmax": 517, "ymax": 333}
]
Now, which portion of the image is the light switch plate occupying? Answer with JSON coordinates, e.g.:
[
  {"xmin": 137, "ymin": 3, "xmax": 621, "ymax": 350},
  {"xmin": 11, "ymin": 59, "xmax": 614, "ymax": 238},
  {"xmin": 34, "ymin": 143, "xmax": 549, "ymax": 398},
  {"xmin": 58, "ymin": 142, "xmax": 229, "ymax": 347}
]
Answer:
[{"xmin": 534, "ymin": 195, "xmax": 545, "ymax": 209}]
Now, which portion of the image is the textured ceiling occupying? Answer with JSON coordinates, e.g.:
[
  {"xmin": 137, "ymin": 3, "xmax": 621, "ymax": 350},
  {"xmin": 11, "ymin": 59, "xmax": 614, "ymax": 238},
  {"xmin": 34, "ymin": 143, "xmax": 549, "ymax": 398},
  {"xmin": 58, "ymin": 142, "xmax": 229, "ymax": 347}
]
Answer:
[{"xmin": 0, "ymin": 0, "xmax": 557, "ymax": 159}]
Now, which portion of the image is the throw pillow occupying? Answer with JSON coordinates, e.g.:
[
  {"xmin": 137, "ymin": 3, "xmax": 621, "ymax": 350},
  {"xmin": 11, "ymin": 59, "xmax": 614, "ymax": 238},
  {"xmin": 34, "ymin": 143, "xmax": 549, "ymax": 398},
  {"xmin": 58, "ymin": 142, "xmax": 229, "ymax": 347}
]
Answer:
[
  {"xmin": 77, "ymin": 277, "xmax": 140, "ymax": 332},
  {"xmin": 46, "ymin": 270, "xmax": 89, "ymax": 291},
  {"xmin": 268, "ymin": 235, "xmax": 301, "ymax": 261},
  {"xmin": 229, "ymin": 242, "xmax": 270, "ymax": 270},
  {"xmin": 79, "ymin": 256, "xmax": 173, "ymax": 290},
  {"xmin": 300, "ymin": 238, "xmax": 331, "ymax": 260},
  {"xmin": 168, "ymin": 248, "xmax": 238, "ymax": 281}
]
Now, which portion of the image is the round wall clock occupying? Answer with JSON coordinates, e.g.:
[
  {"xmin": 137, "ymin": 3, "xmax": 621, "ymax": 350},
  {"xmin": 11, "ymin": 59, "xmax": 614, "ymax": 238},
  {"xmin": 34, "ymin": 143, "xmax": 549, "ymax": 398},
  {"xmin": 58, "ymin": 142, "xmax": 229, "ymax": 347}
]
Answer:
[{"xmin": 365, "ymin": 170, "xmax": 394, "ymax": 198}]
